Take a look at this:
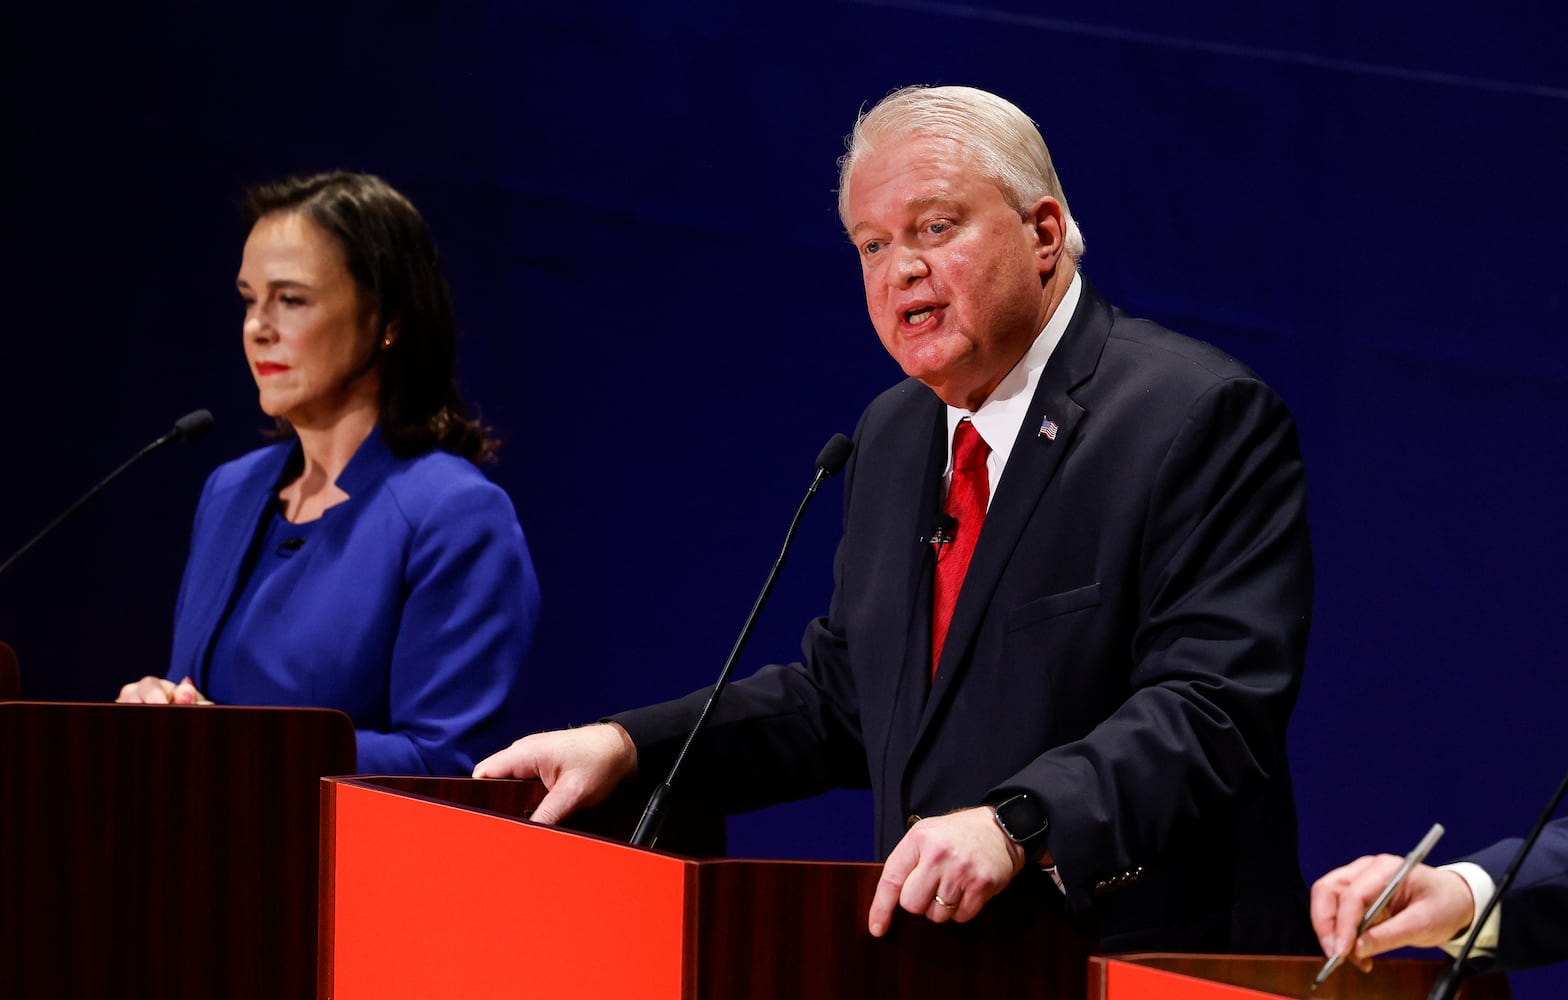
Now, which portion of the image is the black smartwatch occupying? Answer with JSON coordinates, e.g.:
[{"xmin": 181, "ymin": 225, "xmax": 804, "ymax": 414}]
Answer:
[{"xmin": 991, "ymin": 792, "xmax": 1051, "ymax": 864}]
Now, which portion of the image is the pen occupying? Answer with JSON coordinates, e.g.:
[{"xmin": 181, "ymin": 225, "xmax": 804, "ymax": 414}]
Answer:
[{"xmin": 1311, "ymin": 822, "xmax": 1446, "ymax": 992}]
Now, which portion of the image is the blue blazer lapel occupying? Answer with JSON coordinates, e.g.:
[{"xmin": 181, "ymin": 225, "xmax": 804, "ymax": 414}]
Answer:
[{"xmin": 180, "ymin": 445, "xmax": 294, "ymax": 687}]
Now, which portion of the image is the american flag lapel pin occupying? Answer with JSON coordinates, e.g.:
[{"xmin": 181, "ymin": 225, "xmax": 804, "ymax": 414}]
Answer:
[{"xmin": 1038, "ymin": 414, "xmax": 1059, "ymax": 441}]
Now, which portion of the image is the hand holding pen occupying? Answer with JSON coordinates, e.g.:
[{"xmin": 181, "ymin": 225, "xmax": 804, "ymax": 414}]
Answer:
[{"xmin": 1310, "ymin": 823, "xmax": 1447, "ymax": 990}]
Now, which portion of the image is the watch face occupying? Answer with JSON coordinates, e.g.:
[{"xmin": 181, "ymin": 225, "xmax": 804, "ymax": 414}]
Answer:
[
  {"xmin": 996, "ymin": 793, "xmax": 1048, "ymax": 841},
  {"xmin": 994, "ymin": 793, "xmax": 1051, "ymax": 864}
]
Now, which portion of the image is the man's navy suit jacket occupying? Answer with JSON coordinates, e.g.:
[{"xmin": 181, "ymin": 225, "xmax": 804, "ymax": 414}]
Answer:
[
  {"xmin": 1463, "ymin": 817, "xmax": 1568, "ymax": 968},
  {"xmin": 617, "ymin": 278, "xmax": 1316, "ymax": 953}
]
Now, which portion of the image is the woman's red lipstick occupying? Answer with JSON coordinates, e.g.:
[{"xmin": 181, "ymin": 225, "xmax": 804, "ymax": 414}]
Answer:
[{"xmin": 256, "ymin": 362, "xmax": 290, "ymax": 375}]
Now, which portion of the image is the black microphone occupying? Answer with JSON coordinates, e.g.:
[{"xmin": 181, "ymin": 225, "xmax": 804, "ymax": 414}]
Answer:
[
  {"xmin": 168, "ymin": 409, "xmax": 217, "ymax": 444},
  {"xmin": 1427, "ymin": 766, "xmax": 1568, "ymax": 1000},
  {"xmin": 921, "ymin": 513, "xmax": 956, "ymax": 550},
  {"xmin": 0, "ymin": 409, "xmax": 216, "ymax": 580},
  {"xmin": 628, "ymin": 432, "xmax": 853, "ymax": 848}
]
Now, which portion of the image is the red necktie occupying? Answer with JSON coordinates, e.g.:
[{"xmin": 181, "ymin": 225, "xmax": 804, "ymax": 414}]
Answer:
[{"xmin": 932, "ymin": 419, "xmax": 990, "ymax": 677}]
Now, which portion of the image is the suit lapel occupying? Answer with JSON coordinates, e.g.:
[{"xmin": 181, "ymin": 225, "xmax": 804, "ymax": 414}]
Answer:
[
  {"xmin": 892, "ymin": 406, "xmax": 948, "ymax": 666},
  {"xmin": 873, "ymin": 397, "xmax": 947, "ymax": 775},
  {"xmin": 914, "ymin": 282, "xmax": 1113, "ymax": 736}
]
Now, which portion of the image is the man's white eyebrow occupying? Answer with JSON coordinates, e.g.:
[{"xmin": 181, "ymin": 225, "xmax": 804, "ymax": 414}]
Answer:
[{"xmin": 849, "ymin": 193, "xmax": 961, "ymax": 236}]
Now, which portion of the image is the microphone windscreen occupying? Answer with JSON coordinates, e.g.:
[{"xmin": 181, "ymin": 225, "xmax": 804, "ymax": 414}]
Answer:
[
  {"xmin": 816, "ymin": 433, "xmax": 854, "ymax": 477},
  {"xmin": 171, "ymin": 409, "xmax": 216, "ymax": 443}
]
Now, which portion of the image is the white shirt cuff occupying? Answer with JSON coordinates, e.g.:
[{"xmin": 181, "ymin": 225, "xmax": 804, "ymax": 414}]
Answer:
[
  {"xmin": 1439, "ymin": 861, "xmax": 1500, "ymax": 959},
  {"xmin": 1042, "ymin": 863, "xmax": 1065, "ymax": 894}
]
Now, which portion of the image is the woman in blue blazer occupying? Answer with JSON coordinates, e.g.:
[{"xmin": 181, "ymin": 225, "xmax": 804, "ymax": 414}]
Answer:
[{"xmin": 118, "ymin": 172, "xmax": 539, "ymax": 775}]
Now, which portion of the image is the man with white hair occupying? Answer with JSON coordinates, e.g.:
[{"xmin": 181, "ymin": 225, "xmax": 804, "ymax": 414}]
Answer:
[{"xmin": 477, "ymin": 84, "xmax": 1316, "ymax": 954}]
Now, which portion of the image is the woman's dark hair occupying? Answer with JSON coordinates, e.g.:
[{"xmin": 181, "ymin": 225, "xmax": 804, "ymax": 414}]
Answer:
[{"xmin": 241, "ymin": 171, "xmax": 498, "ymax": 463}]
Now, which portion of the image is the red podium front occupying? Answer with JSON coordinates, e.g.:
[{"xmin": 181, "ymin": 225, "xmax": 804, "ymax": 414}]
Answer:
[
  {"xmin": 1089, "ymin": 954, "xmax": 1511, "ymax": 1000},
  {"xmin": 320, "ymin": 776, "xmax": 1092, "ymax": 999}
]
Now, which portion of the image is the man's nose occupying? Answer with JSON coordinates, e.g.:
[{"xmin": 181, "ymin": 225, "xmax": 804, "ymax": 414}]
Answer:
[{"xmin": 889, "ymin": 245, "xmax": 930, "ymax": 286}]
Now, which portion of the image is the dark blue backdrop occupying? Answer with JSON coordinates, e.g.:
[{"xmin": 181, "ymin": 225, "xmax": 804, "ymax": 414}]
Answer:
[{"xmin": 4, "ymin": 3, "xmax": 1565, "ymax": 993}]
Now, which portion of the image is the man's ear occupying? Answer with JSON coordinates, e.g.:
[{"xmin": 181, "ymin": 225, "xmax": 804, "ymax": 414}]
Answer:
[{"xmin": 1028, "ymin": 197, "xmax": 1067, "ymax": 274}]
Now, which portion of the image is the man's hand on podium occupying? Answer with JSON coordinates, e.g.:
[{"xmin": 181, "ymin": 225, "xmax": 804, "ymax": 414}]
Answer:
[
  {"xmin": 473, "ymin": 722, "xmax": 638, "ymax": 825},
  {"xmin": 867, "ymin": 806, "xmax": 1026, "ymax": 937}
]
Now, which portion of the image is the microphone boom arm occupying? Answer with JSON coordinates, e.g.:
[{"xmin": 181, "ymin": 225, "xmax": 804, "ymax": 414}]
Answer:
[
  {"xmin": 0, "ymin": 410, "xmax": 214, "ymax": 580},
  {"xmin": 628, "ymin": 437, "xmax": 849, "ymax": 848}
]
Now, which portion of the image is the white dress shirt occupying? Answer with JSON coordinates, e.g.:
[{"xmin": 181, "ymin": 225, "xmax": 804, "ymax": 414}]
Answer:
[{"xmin": 943, "ymin": 271, "xmax": 1083, "ymax": 499}]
